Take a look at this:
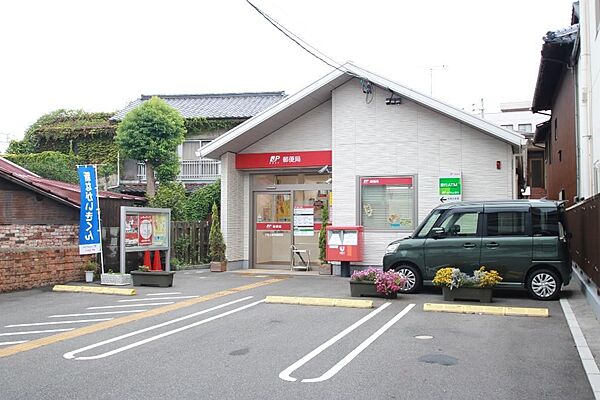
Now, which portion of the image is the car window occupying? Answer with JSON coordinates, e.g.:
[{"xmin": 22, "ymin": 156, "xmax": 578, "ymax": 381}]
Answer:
[
  {"xmin": 415, "ymin": 210, "xmax": 443, "ymax": 238},
  {"xmin": 532, "ymin": 208, "xmax": 559, "ymax": 237},
  {"xmin": 486, "ymin": 211, "xmax": 527, "ymax": 236},
  {"xmin": 438, "ymin": 212, "xmax": 479, "ymax": 237}
]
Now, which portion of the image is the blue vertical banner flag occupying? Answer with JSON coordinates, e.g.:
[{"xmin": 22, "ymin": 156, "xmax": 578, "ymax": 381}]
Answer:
[{"xmin": 77, "ymin": 165, "xmax": 102, "ymax": 255}]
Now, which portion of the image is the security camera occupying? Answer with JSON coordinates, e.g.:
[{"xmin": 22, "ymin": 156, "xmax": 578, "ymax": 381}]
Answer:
[
  {"xmin": 318, "ymin": 165, "xmax": 329, "ymax": 174},
  {"xmin": 325, "ymin": 177, "xmax": 332, "ymax": 184}
]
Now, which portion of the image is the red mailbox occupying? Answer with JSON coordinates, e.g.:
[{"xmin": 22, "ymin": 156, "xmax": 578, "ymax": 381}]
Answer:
[{"xmin": 326, "ymin": 226, "xmax": 364, "ymax": 262}]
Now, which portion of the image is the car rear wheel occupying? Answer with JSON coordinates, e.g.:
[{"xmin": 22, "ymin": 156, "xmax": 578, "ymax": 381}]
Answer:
[
  {"xmin": 527, "ymin": 269, "xmax": 562, "ymax": 301},
  {"xmin": 394, "ymin": 264, "xmax": 422, "ymax": 294}
]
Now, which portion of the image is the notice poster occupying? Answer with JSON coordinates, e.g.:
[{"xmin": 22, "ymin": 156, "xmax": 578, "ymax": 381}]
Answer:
[
  {"xmin": 153, "ymin": 214, "xmax": 168, "ymax": 247},
  {"xmin": 139, "ymin": 215, "xmax": 154, "ymax": 246},
  {"xmin": 125, "ymin": 215, "xmax": 139, "ymax": 247},
  {"xmin": 294, "ymin": 206, "xmax": 314, "ymax": 236}
]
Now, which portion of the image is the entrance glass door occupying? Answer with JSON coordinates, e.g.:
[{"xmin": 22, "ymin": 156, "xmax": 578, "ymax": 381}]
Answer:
[{"xmin": 254, "ymin": 192, "xmax": 292, "ymax": 268}]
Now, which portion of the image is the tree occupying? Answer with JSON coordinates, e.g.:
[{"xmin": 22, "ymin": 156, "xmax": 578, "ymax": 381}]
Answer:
[
  {"xmin": 318, "ymin": 202, "xmax": 330, "ymax": 263},
  {"xmin": 208, "ymin": 202, "xmax": 226, "ymax": 262},
  {"xmin": 115, "ymin": 97, "xmax": 186, "ymax": 196}
]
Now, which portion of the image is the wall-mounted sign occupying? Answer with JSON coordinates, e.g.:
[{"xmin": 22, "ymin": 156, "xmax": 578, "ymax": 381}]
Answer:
[
  {"xmin": 236, "ymin": 150, "xmax": 332, "ymax": 169},
  {"xmin": 256, "ymin": 222, "xmax": 292, "ymax": 231},
  {"xmin": 361, "ymin": 177, "xmax": 413, "ymax": 186},
  {"xmin": 439, "ymin": 172, "xmax": 462, "ymax": 203}
]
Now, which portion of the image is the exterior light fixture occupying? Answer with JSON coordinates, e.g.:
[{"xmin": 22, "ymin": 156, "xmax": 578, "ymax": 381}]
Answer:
[{"xmin": 385, "ymin": 90, "xmax": 402, "ymax": 105}]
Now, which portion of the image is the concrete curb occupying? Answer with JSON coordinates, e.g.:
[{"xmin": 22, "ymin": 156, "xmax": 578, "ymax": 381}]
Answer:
[
  {"xmin": 265, "ymin": 295, "xmax": 373, "ymax": 308},
  {"xmin": 52, "ymin": 285, "xmax": 136, "ymax": 296},
  {"xmin": 423, "ymin": 303, "xmax": 548, "ymax": 317}
]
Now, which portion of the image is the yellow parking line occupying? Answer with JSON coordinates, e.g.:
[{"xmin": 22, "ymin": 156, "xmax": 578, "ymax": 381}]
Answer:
[
  {"xmin": 0, "ymin": 278, "xmax": 284, "ymax": 359},
  {"xmin": 265, "ymin": 296, "xmax": 373, "ymax": 309},
  {"xmin": 423, "ymin": 303, "xmax": 549, "ymax": 317},
  {"xmin": 53, "ymin": 285, "xmax": 136, "ymax": 296}
]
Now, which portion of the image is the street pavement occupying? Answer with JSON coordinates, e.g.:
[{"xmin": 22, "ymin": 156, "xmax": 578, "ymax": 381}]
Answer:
[{"xmin": 0, "ymin": 269, "xmax": 597, "ymax": 400}]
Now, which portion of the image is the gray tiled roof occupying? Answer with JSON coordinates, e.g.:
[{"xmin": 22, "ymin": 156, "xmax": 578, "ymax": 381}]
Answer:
[{"xmin": 111, "ymin": 92, "xmax": 286, "ymax": 121}]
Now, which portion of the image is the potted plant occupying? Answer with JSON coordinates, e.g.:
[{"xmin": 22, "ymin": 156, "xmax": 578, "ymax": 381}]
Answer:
[
  {"xmin": 130, "ymin": 264, "xmax": 175, "ymax": 287},
  {"xmin": 101, "ymin": 269, "xmax": 132, "ymax": 286},
  {"xmin": 83, "ymin": 260, "xmax": 98, "ymax": 283},
  {"xmin": 318, "ymin": 203, "xmax": 332, "ymax": 275},
  {"xmin": 209, "ymin": 202, "xmax": 227, "ymax": 272},
  {"xmin": 433, "ymin": 266, "xmax": 502, "ymax": 303},
  {"xmin": 349, "ymin": 268, "xmax": 406, "ymax": 299}
]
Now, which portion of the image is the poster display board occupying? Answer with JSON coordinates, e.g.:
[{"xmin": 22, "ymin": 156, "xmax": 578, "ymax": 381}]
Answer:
[
  {"xmin": 120, "ymin": 207, "xmax": 171, "ymax": 273},
  {"xmin": 439, "ymin": 172, "xmax": 462, "ymax": 203},
  {"xmin": 293, "ymin": 206, "xmax": 314, "ymax": 237}
]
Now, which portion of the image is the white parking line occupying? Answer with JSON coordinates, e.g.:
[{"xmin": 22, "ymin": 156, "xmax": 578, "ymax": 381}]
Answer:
[
  {"xmin": 64, "ymin": 296, "xmax": 255, "ymax": 360},
  {"xmin": 0, "ymin": 340, "xmax": 28, "ymax": 346},
  {"xmin": 302, "ymin": 304, "xmax": 416, "ymax": 382},
  {"xmin": 86, "ymin": 302, "xmax": 174, "ymax": 310},
  {"xmin": 5, "ymin": 318, "xmax": 113, "ymax": 328},
  {"xmin": 48, "ymin": 310, "xmax": 147, "ymax": 318},
  {"xmin": 560, "ymin": 298, "xmax": 600, "ymax": 399},
  {"xmin": 0, "ymin": 328, "xmax": 74, "ymax": 336},
  {"xmin": 118, "ymin": 296, "xmax": 198, "ymax": 302},
  {"xmin": 146, "ymin": 292, "xmax": 181, "ymax": 296},
  {"xmin": 279, "ymin": 302, "xmax": 391, "ymax": 382}
]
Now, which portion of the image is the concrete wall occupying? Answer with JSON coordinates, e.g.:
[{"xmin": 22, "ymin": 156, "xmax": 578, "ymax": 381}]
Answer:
[{"xmin": 331, "ymin": 79, "xmax": 514, "ymax": 265}]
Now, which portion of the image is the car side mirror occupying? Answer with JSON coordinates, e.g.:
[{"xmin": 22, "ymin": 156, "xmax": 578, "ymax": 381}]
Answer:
[{"xmin": 431, "ymin": 227, "xmax": 446, "ymax": 238}]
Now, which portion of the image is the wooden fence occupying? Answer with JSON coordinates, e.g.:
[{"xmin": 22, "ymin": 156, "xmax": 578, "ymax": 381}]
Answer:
[
  {"xmin": 170, "ymin": 221, "xmax": 211, "ymax": 265},
  {"xmin": 566, "ymin": 195, "xmax": 600, "ymax": 287}
]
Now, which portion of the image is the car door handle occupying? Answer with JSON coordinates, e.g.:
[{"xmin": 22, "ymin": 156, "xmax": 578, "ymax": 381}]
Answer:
[
  {"xmin": 486, "ymin": 243, "xmax": 499, "ymax": 248},
  {"xmin": 463, "ymin": 243, "xmax": 476, "ymax": 248}
]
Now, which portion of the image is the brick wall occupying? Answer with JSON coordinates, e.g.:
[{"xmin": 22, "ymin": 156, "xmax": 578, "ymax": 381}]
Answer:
[{"xmin": 0, "ymin": 225, "xmax": 90, "ymax": 292}]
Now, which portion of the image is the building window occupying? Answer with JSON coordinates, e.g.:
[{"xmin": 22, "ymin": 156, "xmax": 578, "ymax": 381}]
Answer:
[
  {"xmin": 501, "ymin": 124, "xmax": 514, "ymax": 130},
  {"xmin": 518, "ymin": 124, "xmax": 532, "ymax": 133},
  {"xmin": 360, "ymin": 176, "xmax": 415, "ymax": 231},
  {"xmin": 529, "ymin": 157, "xmax": 544, "ymax": 188},
  {"xmin": 486, "ymin": 212, "xmax": 528, "ymax": 236}
]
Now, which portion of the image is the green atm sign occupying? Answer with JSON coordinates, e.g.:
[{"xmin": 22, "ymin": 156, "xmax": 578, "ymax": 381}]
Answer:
[{"xmin": 439, "ymin": 174, "xmax": 462, "ymax": 203}]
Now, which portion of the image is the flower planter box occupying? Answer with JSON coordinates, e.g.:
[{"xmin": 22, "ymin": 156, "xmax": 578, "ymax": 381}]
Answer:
[
  {"xmin": 319, "ymin": 263, "xmax": 332, "ymax": 275},
  {"xmin": 442, "ymin": 286, "xmax": 493, "ymax": 303},
  {"xmin": 349, "ymin": 281, "xmax": 397, "ymax": 299},
  {"xmin": 130, "ymin": 271, "xmax": 175, "ymax": 287},
  {"xmin": 101, "ymin": 273, "xmax": 132, "ymax": 286},
  {"xmin": 210, "ymin": 261, "xmax": 227, "ymax": 272}
]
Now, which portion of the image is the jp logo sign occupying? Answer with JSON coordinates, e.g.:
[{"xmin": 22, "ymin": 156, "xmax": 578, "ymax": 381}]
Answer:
[{"xmin": 269, "ymin": 155, "xmax": 281, "ymax": 164}]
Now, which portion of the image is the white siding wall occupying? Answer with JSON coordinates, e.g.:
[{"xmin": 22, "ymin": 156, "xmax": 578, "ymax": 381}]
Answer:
[
  {"xmin": 242, "ymin": 100, "xmax": 332, "ymax": 153},
  {"xmin": 332, "ymin": 79, "xmax": 514, "ymax": 265},
  {"xmin": 220, "ymin": 152, "xmax": 246, "ymax": 265}
]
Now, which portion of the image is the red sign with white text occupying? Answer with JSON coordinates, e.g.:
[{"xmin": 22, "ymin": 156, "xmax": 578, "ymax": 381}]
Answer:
[
  {"xmin": 256, "ymin": 222, "xmax": 292, "ymax": 231},
  {"xmin": 236, "ymin": 151, "xmax": 332, "ymax": 169},
  {"xmin": 361, "ymin": 177, "xmax": 413, "ymax": 186}
]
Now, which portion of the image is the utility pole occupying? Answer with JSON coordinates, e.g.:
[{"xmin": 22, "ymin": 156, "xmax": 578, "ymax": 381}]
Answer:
[
  {"xmin": 472, "ymin": 98, "xmax": 485, "ymax": 118},
  {"xmin": 428, "ymin": 65, "xmax": 447, "ymax": 96}
]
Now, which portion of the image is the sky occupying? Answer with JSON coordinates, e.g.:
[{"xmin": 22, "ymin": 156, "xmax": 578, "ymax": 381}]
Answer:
[{"xmin": 0, "ymin": 0, "xmax": 575, "ymax": 149}]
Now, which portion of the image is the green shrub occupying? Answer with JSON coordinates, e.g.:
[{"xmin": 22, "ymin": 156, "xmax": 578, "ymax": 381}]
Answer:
[
  {"xmin": 148, "ymin": 182, "xmax": 187, "ymax": 221},
  {"xmin": 208, "ymin": 202, "xmax": 226, "ymax": 262},
  {"xmin": 184, "ymin": 179, "xmax": 220, "ymax": 221},
  {"xmin": 3, "ymin": 151, "xmax": 80, "ymax": 183},
  {"xmin": 319, "ymin": 203, "xmax": 329, "ymax": 262}
]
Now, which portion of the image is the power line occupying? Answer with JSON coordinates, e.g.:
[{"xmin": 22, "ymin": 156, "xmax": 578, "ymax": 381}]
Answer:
[{"xmin": 245, "ymin": 0, "xmax": 360, "ymax": 78}]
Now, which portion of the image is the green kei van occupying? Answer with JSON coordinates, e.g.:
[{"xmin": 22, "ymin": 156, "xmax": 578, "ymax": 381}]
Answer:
[{"xmin": 382, "ymin": 200, "xmax": 571, "ymax": 300}]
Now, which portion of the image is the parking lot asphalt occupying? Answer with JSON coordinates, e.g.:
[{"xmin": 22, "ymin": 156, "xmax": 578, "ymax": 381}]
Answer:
[{"xmin": 0, "ymin": 269, "xmax": 598, "ymax": 400}]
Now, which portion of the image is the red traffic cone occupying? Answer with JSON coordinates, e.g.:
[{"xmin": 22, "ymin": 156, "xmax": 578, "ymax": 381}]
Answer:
[
  {"xmin": 143, "ymin": 251, "xmax": 151, "ymax": 268},
  {"xmin": 152, "ymin": 250, "xmax": 162, "ymax": 271}
]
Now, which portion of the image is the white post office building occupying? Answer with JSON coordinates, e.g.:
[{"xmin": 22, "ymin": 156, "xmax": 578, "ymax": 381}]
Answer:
[{"xmin": 201, "ymin": 63, "xmax": 525, "ymax": 272}]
